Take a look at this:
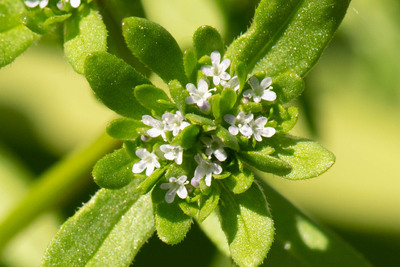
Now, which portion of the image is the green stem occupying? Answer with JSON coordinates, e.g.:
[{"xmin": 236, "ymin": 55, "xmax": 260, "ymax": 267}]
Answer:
[{"xmin": 0, "ymin": 132, "xmax": 120, "ymax": 252}]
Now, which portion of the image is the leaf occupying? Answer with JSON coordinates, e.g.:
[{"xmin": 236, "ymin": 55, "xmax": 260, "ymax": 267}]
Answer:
[
  {"xmin": 193, "ymin": 25, "xmax": 224, "ymax": 59},
  {"xmin": 215, "ymin": 125, "xmax": 239, "ymax": 151},
  {"xmin": 271, "ymin": 134, "xmax": 336, "ymax": 180},
  {"xmin": 64, "ymin": 8, "xmax": 108, "ymax": 74},
  {"xmin": 152, "ymin": 186, "xmax": 192, "ymax": 245},
  {"xmin": 198, "ymin": 183, "xmax": 220, "ymax": 222},
  {"xmin": 211, "ymin": 94, "xmax": 221, "ymax": 119},
  {"xmin": 92, "ymin": 148, "xmax": 135, "ymax": 189},
  {"xmin": 226, "ymin": 0, "xmax": 351, "ymax": 77},
  {"xmin": 183, "ymin": 49, "xmax": 198, "ymax": 82},
  {"xmin": 224, "ymin": 159, "xmax": 254, "ymax": 194},
  {"xmin": 185, "ymin": 113, "xmax": 215, "ymax": 127},
  {"xmin": 136, "ymin": 166, "xmax": 168, "ymax": 195},
  {"xmin": 41, "ymin": 180, "xmax": 155, "ymax": 266},
  {"xmin": 168, "ymin": 80, "xmax": 189, "ymax": 114},
  {"xmin": 273, "ymin": 72, "xmax": 305, "ymax": 103},
  {"xmin": 171, "ymin": 125, "xmax": 201, "ymax": 149},
  {"xmin": 219, "ymin": 182, "xmax": 274, "ymax": 267},
  {"xmin": 280, "ymin": 106, "xmax": 299, "ymax": 133},
  {"xmin": 134, "ymin": 84, "xmax": 174, "ymax": 114},
  {"xmin": 123, "ymin": 17, "xmax": 187, "ymax": 84},
  {"xmin": 0, "ymin": 0, "xmax": 25, "ymax": 32},
  {"xmin": 84, "ymin": 52, "xmax": 150, "ymax": 119},
  {"xmin": 220, "ymin": 87, "xmax": 237, "ymax": 116},
  {"xmin": 259, "ymin": 179, "xmax": 372, "ymax": 266},
  {"xmin": 239, "ymin": 146, "xmax": 292, "ymax": 176},
  {"xmin": 107, "ymin": 118, "xmax": 146, "ymax": 140}
]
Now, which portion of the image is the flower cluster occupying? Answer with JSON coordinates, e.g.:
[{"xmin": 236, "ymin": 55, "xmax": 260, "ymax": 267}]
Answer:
[
  {"xmin": 25, "ymin": 0, "xmax": 81, "ymax": 10},
  {"xmin": 130, "ymin": 51, "xmax": 280, "ymax": 204}
]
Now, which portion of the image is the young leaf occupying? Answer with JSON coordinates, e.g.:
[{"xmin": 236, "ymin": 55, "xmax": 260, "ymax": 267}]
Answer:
[
  {"xmin": 123, "ymin": 17, "xmax": 187, "ymax": 84},
  {"xmin": 224, "ymin": 160, "xmax": 254, "ymax": 194},
  {"xmin": 168, "ymin": 80, "xmax": 189, "ymax": 114},
  {"xmin": 183, "ymin": 49, "xmax": 198, "ymax": 82},
  {"xmin": 107, "ymin": 118, "xmax": 146, "ymax": 140},
  {"xmin": 193, "ymin": 25, "xmax": 224, "ymax": 59},
  {"xmin": 84, "ymin": 52, "xmax": 150, "ymax": 119},
  {"xmin": 272, "ymin": 134, "xmax": 336, "ymax": 180},
  {"xmin": 219, "ymin": 182, "xmax": 274, "ymax": 267},
  {"xmin": 211, "ymin": 94, "xmax": 221, "ymax": 119},
  {"xmin": 64, "ymin": 8, "xmax": 108, "ymax": 74},
  {"xmin": 171, "ymin": 124, "xmax": 201, "ymax": 149},
  {"xmin": 273, "ymin": 72, "xmax": 305, "ymax": 104},
  {"xmin": 226, "ymin": 0, "xmax": 350, "ymax": 77},
  {"xmin": 220, "ymin": 87, "xmax": 237, "ymax": 115},
  {"xmin": 92, "ymin": 148, "xmax": 135, "ymax": 189},
  {"xmin": 259, "ymin": 179, "xmax": 372, "ymax": 266},
  {"xmin": 215, "ymin": 125, "xmax": 239, "ymax": 151},
  {"xmin": 41, "ymin": 179, "xmax": 154, "ymax": 266},
  {"xmin": 136, "ymin": 166, "xmax": 168, "ymax": 195},
  {"xmin": 152, "ymin": 186, "xmax": 192, "ymax": 245},
  {"xmin": 198, "ymin": 183, "xmax": 221, "ymax": 222},
  {"xmin": 134, "ymin": 84, "xmax": 174, "ymax": 114}
]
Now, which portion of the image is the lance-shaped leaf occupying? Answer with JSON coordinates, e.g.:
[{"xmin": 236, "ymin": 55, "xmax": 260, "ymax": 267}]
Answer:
[
  {"xmin": 107, "ymin": 118, "xmax": 146, "ymax": 140},
  {"xmin": 193, "ymin": 25, "xmax": 224, "ymax": 59},
  {"xmin": 85, "ymin": 52, "xmax": 150, "ymax": 119},
  {"xmin": 273, "ymin": 72, "xmax": 305, "ymax": 104},
  {"xmin": 134, "ymin": 84, "xmax": 174, "ymax": 114},
  {"xmin": 198, "ymin": 183, "xmax": 221, "ymax": 222},
  {"xmin": 92, "ymin": 148, "xmax": 135, "ymax": 189},
  {"xmin": 123, "ymin": 17, "xmax": 187, "ymax": 84},
  {"xmin": 41, "ymin": 179, "xmax": 155, "ymax": 266},
  {"xmin": 219, "ymin": 182, "xmax": 274, "ymax": 267},
  {"xmin": 259, "ymin": 179, "xmax": 372, "ymax": 266},
  {"xmin": 226, "ymin": 0, "xmax": 350, "ymax": 77},
  {"xmin": 215, "ymin": 125, "xmax": 239, "ymax": 151},
  {"xmin": 64, "ymin": 8, "xmax": 108, "ymax": 74},
  {"xmin": 0, "ymin": 0, "xmax": 38, "ymax": 68},
  {"xmin": 271, "ymin": 134, "xmax": 335, "ymax": 180}
]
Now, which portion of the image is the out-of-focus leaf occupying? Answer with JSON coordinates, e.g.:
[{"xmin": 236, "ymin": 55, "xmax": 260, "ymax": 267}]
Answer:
[
  {"xmin": 64, "ymin": 8, "xmax": 108, "ymax": 74},
  {"xmin": 123, "ymin": 17, "xmax": 187, "ymax": 84},
  {"xmin": 84, "ymin": 52, "xmax": 150, "ymax": 119},
  {"xmin": 134, "ymin": 84, "xmax": 174, "ymax": 114},
  {"xmin": 193, "ymin": 25, "xmax": 224, "ymax": 58},
  {"xmin": 107, "ymin": 118, "xmax": 146, "ymax": 140},
  {"xmin": 198, "ymin": 183, "xmax": 220, "ymax": 222}
]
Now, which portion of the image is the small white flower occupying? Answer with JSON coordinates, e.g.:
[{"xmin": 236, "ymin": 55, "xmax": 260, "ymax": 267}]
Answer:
[
  {"xmin": 160, "ymin": 176, "xmax": 189, "ymax": 203},
  {"xmin": 191, "ymin": 154, "xmax": 222, "ymax": 187},
  {"xmin": 221, "ymin": 75, "xmax": 240, "ymax": 92},
  {"xmin": 185, "ymin": 79, "xmax": 215, "ymax": 112},
  {"xmin": 201, "ymin": 51, "xmax": 231, "ymax": 86},
  {"xmin": 132, "ymin": 148, "xmax": 160, "ymax": 176},
  {"xmin": 142, "ymin": 115, "xmax": 167, "ymax": 141},
  {"xmin": 249, "ymin": 116, "xmax": 276, "ymax": 141},
  {"xmin": 201, "ymin": 135, "xmax": 227, "ymax": 162},
  {"xmin": 160, "ymin": 144, "xmax": 184, "ymax": 165},
  {"xmin": 162, "ymin": 111, "xmax": 190, "ymax": 136},
  {"xmin": 57, "ymin": 0, "xmax": 81, "ymax": 10},
  {"xmin": 224, "ymin": 111, "xmax": 253, "ymax": 138},
  {"xmin": 243, "ymin": 76, "xmax": 276, "ymax": 103},
  {"xmin": 25, "ymin": 0, "xmax": 49, "ymax": 8}
]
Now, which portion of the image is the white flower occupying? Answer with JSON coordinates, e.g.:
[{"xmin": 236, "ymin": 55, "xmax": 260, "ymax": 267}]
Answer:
[
  {"xmin": 243, "ymin": 76, "xmax": 276, "ymax": 103},
  {"xmin": 142, "ymin": 115, "xmax": 167, "ymax": 141},
  {"xmin": 221, "ymin": 75, "xmax": 240, "ymax": 92},
  {"xmin": 160, "ymin": 176, "xmax": 189, "ymax": 203},
  {"xmin": 185, "ymin": 79, "xmax": 215, "ymax": 112},
  {"xmin": 25, "ymin": 0, "xmax": 49, "ymax": 8},
  {"xmin": 132, "ymin": 148, "xmax": 160, "ymax": 176},
  {"xmin": 201, "ymin": 135, "xmax": 227, "ymax": 162},
  {"xmin": 224, "ymin": 111, "xmax": 253, "ymax": 138},
  {"xmin": 162, "ymin": 111, "xmax": 190, "ymax": 136},
  {"xmin": 201, "ymin": 51, "xmax": 231, "ymax": 86},
  {"xmin": 160, "ymin": 144, "xmax": 184, "ymax": 165},
  {"xmin": 191, "ymin": 154, "xmax": 222, "ymax": 187},
  {"xmin": 249, "ymin": 116, "xmax": 276, "ymax": 141},
  {"xmin": 57, "ymin": 0, "xmax": 81, "ymax": 10}
]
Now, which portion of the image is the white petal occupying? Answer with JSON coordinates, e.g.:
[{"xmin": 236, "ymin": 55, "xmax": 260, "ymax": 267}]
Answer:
[
  {"xmin": 242, "ymin": 89, "xmax": 252, "ymax": 98},
  {"xmin": 186, "ymin": 83, "xmax": 197, "ymax": 94},
  {"xmin": 135, "ymin": 148, "xmax": 147, "ymax": 158},
  {"xmin": 252, "ymin": 95, "xmax": 262, "ymax": 103},
  {"xmin": 261, "ymin": 127, "xmax": 276, "ymax": 138},
  {"xmin": 177, "ymin": 175, "xmax": 188, "ymax": 184},
  {"xmin": 214, "ymin": 148, "xmax": 227, "ymax": 161},
  {"xmin": 213, "ymin": 76, "xmax": 221, "ymax": 86},
  {"xmin": 220, "ymin": 59, "xmax": 231, "ymax": 71},
  {"xmin": 224, "ymin": 114, "xmax": 236, "ymax": 124},
  {"xmin": 185, "ymin": 96, "xmax": 196, "ymax": 104},
  {"xmin": 220, "ymin": 72, "xmax": 231, "ymax": 81},
  {"xmin": 165, "ymin": 189, "xmax": 177, "ymax": 203},
  {"xmin": 249, "ymin": 76, "xmax": 260, "ymax": 89},
  {"xmin": 147, "ymin": 128, "xmax": 163, "ymax": 138},
  {"xmin": 70, "ymin": 0, "xmax": 81, "ymax": 8},
  {"xmin": 132, "ymin": 161, "xmax": 146, "ymax": 173},
  {"xmin": 198, "ymin": 79, "xmax": 209, "ymax": 90},
  {"xmin": 240, "ymin": 125, "xmax": 253, "ymax": 138},
  {"xmin": 228, "ymin": 126, "xmax": 239, "ymax": 135},
  {"xmin": 260, "ymin": 77, "xmax": 272, "ymax": 89},
  {"xmin": 39, "ymin": 0, "xmax": 48, "ymax": 8},
  {"xmin": 262, "ymin": 90, "xmax": 277, "ymax": 101},
  {"xmin": 212, "ymin": 163, "xmax": 223, "ymax": 174},
  {"xmin": 255, "ymin": 117, "xmax": 268, "ymax": 126},
  {"xmin": 160, "ymin": 183, "xmax": 172, "ymax": 190},
  {"xmin": 201, "ymin": 66, "xmax": 214, "ymax": 76},
  {"xmin": 176, "ymin": 186, "xmax": 188, "ymax": 199},
  {"xmin": 175, "ymin": 152, "xmax": 183, "ymax": 165},
  {"xmin": 25, "ymin": 0, "xmax": 39, "ymax": 8},
  {"xmin": 210, "ymin": 51, "xmax": 221, "ymax": 65},
  {"xmin": 191, "ymin": 177, "xmax": 200, "ymax": 187},
  {"xmin": 205, "ymin": 173, "xmax": 212, "ymax": 187},
  {"xmin": 254, "ymin": 133, "xmax": 262, "ymax": 142},
  {"xmin": 145, "ymin": 164, "xmax": 155, "ymax": 176}
]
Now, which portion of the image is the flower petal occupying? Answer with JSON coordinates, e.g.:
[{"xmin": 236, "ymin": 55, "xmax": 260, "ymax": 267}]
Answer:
[
  {"xmin": 262, "ymin": 90, "xmax": 277, "ymax": 101},
  {"xmin": 260, "ymin": 77, "xmax": 272, "ymax": 89},
  {"xmin": 176, "ymin": 186, "xmax": 188, "ymax": 199},
  {"xmin": 132, "ymin": 160, "xmax": 146, "ymax": 174},
  {"xmin": 210, "ymin": 51, "xmax": 221, "ymax": 66}
]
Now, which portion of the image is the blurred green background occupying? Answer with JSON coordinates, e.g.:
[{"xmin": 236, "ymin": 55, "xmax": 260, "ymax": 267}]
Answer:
[{"xmin": 1, "ymin": 0, "xmax": 400, "ymax": 266}]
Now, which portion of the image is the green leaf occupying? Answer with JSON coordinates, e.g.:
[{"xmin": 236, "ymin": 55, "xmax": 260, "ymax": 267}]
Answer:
[
  {"xmin": 84, "ymin": 52, "xmax": 150, "ymax": 119},
  {"xmin": 273, "ymin": 72, "xmax": 305, "ymax": 103},
  {"xmin": 171, "ymin": 125, "xmax": 201, "ymax": 149},
  {"xmin": 219, "ymin": 182, "xmax": 274, "ymax": 267},
  {"xmin": 259, "ymin": 179, "xmax": 372, "ymax": 266},
  {"xmin": 123, "ymin": 17, "xmax": 187, "ymax": 84},
  {"xmin": 272, "ymin": 134, "xmax": 336, "ymax": 180},
  {"xmin": 215, "ymin": 125, "xmax": 239, "ymax": 151},
  {"xmin": 220, "ymin": 87, "xmax": 237, "ymax": 115},
  {"xmin": 179, "ymin": 200, "xmax": 199, "ymax": 217},
  {"xmin": 107, "ymin": 118, "xmax": 146, "ymax": 140},
  {"xmin": 137, "ymin": 167, "xmax": 168, "ymax": 195},
  {"xmin": 64, "ymin": 8, "xmax": 108, "ymax": 74},
  {"xmin": 41, "ymin": 180, "xmax": 154, "ymax": 266},
  {"xmin": 193, "ymin": 25, "xmax": 224, "ymax": 58},
  {"xmin": 239, "ymin": 146, "xmax": 292, "ymax": 176},
  {"xmin": 211, "ymin": 94, "xmax": 221, "ymax": 119},
  {"xmin": 92, "ymin": 148, "xmax": 135, "ymax": 189},
  {"xmin": 242, "ymin": 102, "xmax": 263, "ymax": 113},
  {"xmin": 134, "ymin": 84, "xmax": 174, "ymax": 114},
  {"xmin": 185, "ymin": 113, "xmax": 215, "ymax": 127},
  {"xmin": 226, "ymin": 0, "xmax": 350, "ymax": 77},
  {"xmin": 152, "ymin": 186, "xmax": 192, "ymax": 245},
  {"xmin": 183, "ymin": 49, "xmax": 198, "ymax": 82},
  {"xmin": 224, "ymin": 159, "xmax": 254, "ymax": 194},
  {"xmin": 280, "ymin": 106, "xmax": 299, "ymax": 133},
  {"xmin": 168, "ymin": 80, "xmax": 188, "ymax": 114},
  {"xmin": 198, "ymin": 183, "xmax": 220, "ymax": 222},
  {"xmin": 0, "ymin": 0, "xmax": 25, "ymax": 32}
]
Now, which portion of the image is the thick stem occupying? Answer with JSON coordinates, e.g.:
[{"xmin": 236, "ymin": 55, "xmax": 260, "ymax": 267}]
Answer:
[{"xmin": 0, "ymin": 132, "xmax": 120, "ymax": 252}]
